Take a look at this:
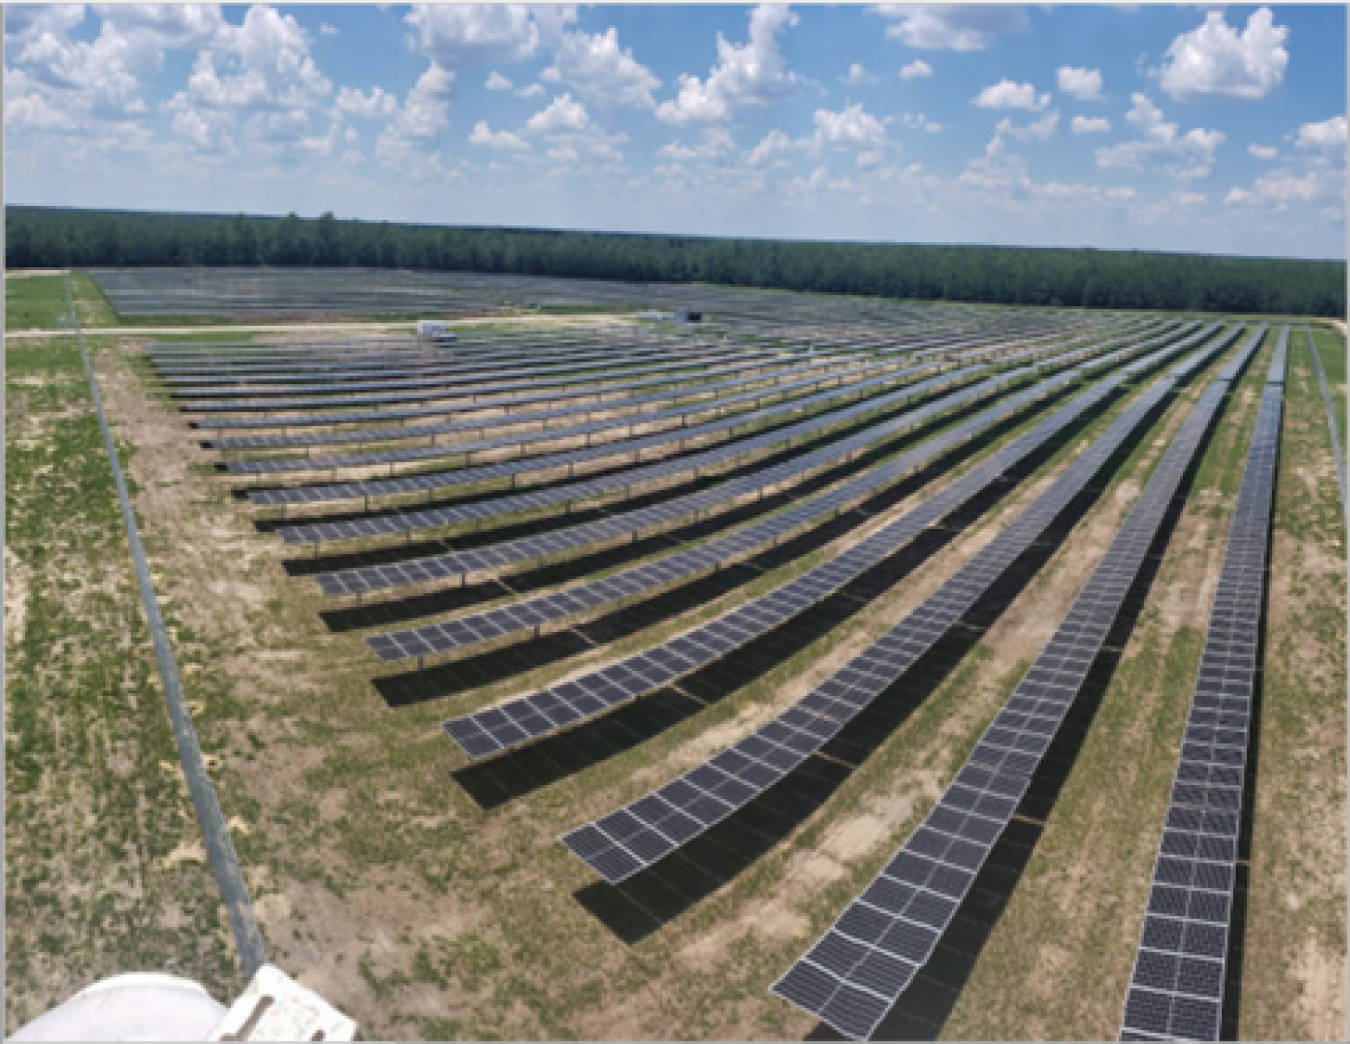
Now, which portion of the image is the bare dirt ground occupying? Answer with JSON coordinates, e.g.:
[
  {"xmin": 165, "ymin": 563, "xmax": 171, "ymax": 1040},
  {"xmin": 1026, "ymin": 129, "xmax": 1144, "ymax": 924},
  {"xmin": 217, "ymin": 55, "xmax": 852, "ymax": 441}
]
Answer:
[{"xmin": 9, "ymin": 324, "xmax": 1344, "ymax": 1041}]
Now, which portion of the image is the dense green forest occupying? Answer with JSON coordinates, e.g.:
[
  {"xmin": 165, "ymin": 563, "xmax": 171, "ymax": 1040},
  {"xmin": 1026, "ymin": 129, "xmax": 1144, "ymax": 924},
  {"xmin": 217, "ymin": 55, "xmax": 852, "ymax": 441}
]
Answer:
[{"xmin": 6, "ymin": 206, "xmax": 1345, "ymax": 316}]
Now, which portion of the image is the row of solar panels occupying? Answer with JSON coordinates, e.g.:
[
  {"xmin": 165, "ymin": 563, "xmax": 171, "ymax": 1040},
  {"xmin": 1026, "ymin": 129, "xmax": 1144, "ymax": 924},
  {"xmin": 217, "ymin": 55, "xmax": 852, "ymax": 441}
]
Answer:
[{"xmin": 1119, "ymin": 328, "xmax": 1287, "ymax": 1042}]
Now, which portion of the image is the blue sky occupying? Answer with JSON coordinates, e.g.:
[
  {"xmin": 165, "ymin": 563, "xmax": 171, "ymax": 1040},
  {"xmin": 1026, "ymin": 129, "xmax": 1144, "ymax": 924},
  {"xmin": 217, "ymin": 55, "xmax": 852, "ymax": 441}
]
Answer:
[{"xmin": 5, "ymin": 4, "xmax": 1346, "ymax": 259}]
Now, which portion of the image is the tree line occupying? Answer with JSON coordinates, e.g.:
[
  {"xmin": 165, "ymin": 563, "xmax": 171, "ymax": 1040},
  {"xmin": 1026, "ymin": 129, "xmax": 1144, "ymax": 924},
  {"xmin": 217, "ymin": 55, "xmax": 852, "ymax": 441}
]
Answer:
[{"xmin": 6, "ymin": 206, "xmax": 1344, "ymax": 317}]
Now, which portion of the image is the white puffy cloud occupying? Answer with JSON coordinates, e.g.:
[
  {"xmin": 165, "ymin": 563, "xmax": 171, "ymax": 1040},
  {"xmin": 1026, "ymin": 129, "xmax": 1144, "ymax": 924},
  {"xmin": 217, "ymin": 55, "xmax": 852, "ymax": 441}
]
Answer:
[
  {"xmin": 5, "ymin": 74, "xmax": 78, "ymax": 131},
  {"xmin": 1072, "ymin": 115, "xmax": 1111, "ymax": 134},
  {"xmin": 1296, "ymin": 115, "xmax": 1347, "ymax": 150},
  {"xmin": 320, "ymin": 23, "xmax": 339, "ymax": 37},
  {"xmin": 405, "ymin": 4, "xmax": 540, "ymax": 67},
  {"xmin": 1225, "ymin": 168, "xmax": 1342, "ymax": 216},
  {"xmin": 1227, "ymin": 114, "xmax": 1345, "ymax": 219},
  {"xmin": 170, "ymin": 6, "xmax": 331, "ymax": 113},
  {"xmin": 1248, "ymin": 143, "xmax": 1278, "ymax": 160},
  {"xmin": 375, "ymin": 62, "xmax": 456, "ymax": 176},
  {"xmin": 520, "ymin": 91, "xmax": 627, "ymax": 170},
  {"xmin": 485, "ymin": 71, "xmax": 513, "ymax": 91},
  {"xmin": 1160, "ymin": 7, "xmax": 1289, "ymax": 101},
  {"xmin": 656, "ymin": 5, "xmax": 799, "ymax": 124},
  {"xmin": 336, "ymin": 86, "xmax": 397, "ymax": 118},
  {"xmin": 1057, "ymin": 66, "xmax": 1104, "ymax": 101},
  {"xmin": 744, "ymin": 103, "xmax": 893, "ymax": 169},
  {"xmin": 998, "ymin": 112, "xmax": 1059, "ymax": 143},
  {"xmin": 9, "ymin": 3, "xmax": 230, "ymax": 122},
  {"xmin": 469, "ymin": 119, "xmax": 529, "ymax": 151},
  {"xmin": 902, "ymin": 112, "xmax": 943, "ymax": 133},
  {"xmin": 815, "ymin": 103, "xmax": 888, "ymax": 150},
  {"xmin": 1095, "ymin": 93, "xmax": 1224, "ymax": 179},
  {"xmin": 658, "ymin": 127, "xmax": 735, "ymax": 161},
  {"xmin": 4, "ymin": 4, "xmax": 87, "ymax": 41},
  {"xmin": 973, "ymin": 80, "xmax": 1049, "ymax": 111},
  {"xmin": 747, "ymin": 128, "xmax": 800, "ymax": 166},
  {"xmin": 516, "ymin": 83, "xmax": 545, "ymax": 99},
  {"xmin": 525, "ymin": 93, "xmax": 590, "ymax": 134},
  {"xmin": 899, "ymin": 59, "xmax": 933, "ymax": 80},
  {"xmin": 874, "ymin": 5, "xmax": 1028, "ymax": 52},
  {"xmin": 841, "ymin": 62, "xmax": 879, "ymax": 87},
  {"xmin": 541, "ymin": 26, "xmax": 660, "ymax": 109}
]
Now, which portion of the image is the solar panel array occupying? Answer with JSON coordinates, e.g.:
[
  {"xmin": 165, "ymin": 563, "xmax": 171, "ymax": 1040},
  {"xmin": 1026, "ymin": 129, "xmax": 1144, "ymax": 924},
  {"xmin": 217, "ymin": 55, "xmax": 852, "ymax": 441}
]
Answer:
[
  {"xmin": 124, "ymin": 287, "xmax": 1314, "ymax": 1041},
  {"xmin": 444, "ymin": 325, "xmax": 1238, "ymax": 762},
  {"xmin": 767, "ymin": 325, "xmax": 1265, "ymax": 1040},
  {"xmin": 369, "ymin": 323, "xmax": 1199, "ymax": 665},
  {"xmin": 1119, "ymin": 329, "xmax": 1286, "ymax": 1043},
  {"xmin": 249, "ymin": 320, "xmax": 1119, "ymax": 511},
  {"xmin": 221, "ymin": 356, "xmax": 926, "ymax": 477},
  {"xmin": 207, "ymin": 351, "xmax": 864, "ymax": 452},
  {"xmin": 313, "ymin": 325, "xmax": 1151, "ymax": 594},
  {"xmin": 314, "ymin": 361, "xmax": 1008, "ymax": 596}
]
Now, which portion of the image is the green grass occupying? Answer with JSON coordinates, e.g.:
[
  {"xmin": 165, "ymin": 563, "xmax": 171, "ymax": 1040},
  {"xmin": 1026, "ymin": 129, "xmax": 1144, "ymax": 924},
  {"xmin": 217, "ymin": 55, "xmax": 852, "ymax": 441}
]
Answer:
[
  {"xmin": 5, "ymin": 275, "xmax": 73, "ymax": 331},
  {"xmin": 5, "ymin": 334, "xmax": 244, "ymax": 1033},
  {"xmin": 1308, "ymin": 326, "xmax": 1346, "ymax": 447}
]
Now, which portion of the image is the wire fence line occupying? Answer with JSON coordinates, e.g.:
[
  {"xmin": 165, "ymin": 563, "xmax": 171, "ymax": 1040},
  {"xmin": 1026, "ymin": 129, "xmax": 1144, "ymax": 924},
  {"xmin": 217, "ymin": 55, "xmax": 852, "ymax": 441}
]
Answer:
[
  {"xmin": 64, "ymin": 277, "xmax": 268, "ymax": 979},
  {"xmin": 1304, "ymin": 324, "xmax": 1347, "ymax": 529}
]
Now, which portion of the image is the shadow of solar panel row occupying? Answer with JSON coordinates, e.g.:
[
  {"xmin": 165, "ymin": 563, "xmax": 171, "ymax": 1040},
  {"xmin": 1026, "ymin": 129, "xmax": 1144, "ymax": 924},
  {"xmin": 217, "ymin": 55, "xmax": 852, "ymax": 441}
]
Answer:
[
  {"xmin": 222, "ymin": 357, "xmax": 914, "ymax": 476},
  {"xmin": 314, "ymin": 361, "xmax": 1011, "ymax": 596},
  {"xmin": 197, "ymin": 349, "xmax": 819, "ymax": 432},
  {"xmin": 277, "ymin": 325, "xmax": 1171, "ymax": 543},
  {"xmin": 1120, "ymin": 334, "xmax": 1285, "ymax": 1044},
  {"xmin": 447, "ymin": 338, "xmax": 1193, "ymax": 764},
  {"xmin": 771, "ymin": 333, "xmax": 1254, "ymax": 1041},
  {"xmin": 555, "ymin": 335, "xmax": 1230, "ymax": 881},
  {"xmin": 261, "ymin": 355, "xmax": 983, "ymax": 516},
  {"xmin": 210, "ymin": 352, "xmax": 875, "ymax": 452},
  {"xmin": 157, "ymin": 336, "xmax": 698, "ymax": 387},
  {"xmin": 369, "ymin": 325, "xmax": 1194, "ymax": 664}
]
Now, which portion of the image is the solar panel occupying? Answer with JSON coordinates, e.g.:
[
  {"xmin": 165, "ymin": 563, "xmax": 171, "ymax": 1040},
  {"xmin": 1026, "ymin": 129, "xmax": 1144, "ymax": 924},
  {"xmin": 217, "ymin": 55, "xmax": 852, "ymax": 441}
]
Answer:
[
  {"xmin": 1119, "ymin": 326, "xmax": 1286, "ymax": 1044},
  {"xmin": 444, "ymin": 326, "xmax": 1239, "ymax": 765},
  {"xmin": 769, "ymin": 327, "xmax": 1259, "ymax": 1041}
]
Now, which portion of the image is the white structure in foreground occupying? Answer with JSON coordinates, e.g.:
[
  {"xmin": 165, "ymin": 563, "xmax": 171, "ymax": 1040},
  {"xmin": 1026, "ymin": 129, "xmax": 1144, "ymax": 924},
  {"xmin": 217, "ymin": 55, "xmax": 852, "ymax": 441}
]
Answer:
[{"xmin": 12, "ymin": 965, "xmax": 356, "ymax": 1042}]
